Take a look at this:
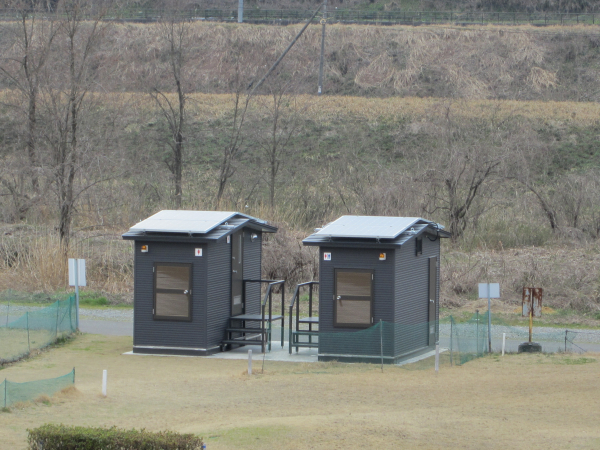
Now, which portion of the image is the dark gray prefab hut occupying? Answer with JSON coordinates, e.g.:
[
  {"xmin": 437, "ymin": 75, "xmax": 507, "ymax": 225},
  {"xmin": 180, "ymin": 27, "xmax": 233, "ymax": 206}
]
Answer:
[
  {"xmin": 122, "ymin": 211, "xmax": 277, "ymax": 356},
  {"xmin": 302, "ymin": 216, "xmax": 450, "ymax": 364}
]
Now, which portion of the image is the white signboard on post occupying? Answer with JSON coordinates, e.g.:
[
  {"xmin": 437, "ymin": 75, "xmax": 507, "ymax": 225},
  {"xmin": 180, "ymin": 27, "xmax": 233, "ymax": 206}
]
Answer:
[
  {"xmin": 69, "ymin": 259, "xmax": 87, "ymax": 287},
  {"xmin": 478, "ymin": 283, "xmax": 500, "ymax": 299}
]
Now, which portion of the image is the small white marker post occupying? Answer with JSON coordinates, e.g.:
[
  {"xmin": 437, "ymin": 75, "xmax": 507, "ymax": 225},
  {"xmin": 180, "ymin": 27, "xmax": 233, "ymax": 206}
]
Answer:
[
  {"xmin": 248, "ymin": 350, "xmax": 252, "ymax": 375},
  {"xmin": 102, "ymin": 370, "xmax": 107, "ymax": 397},
  {"xmin": 502, "ymin": 333, "xmax": 506, "ymax": 356},
  {"xmin": 435, "ymin": 344, "xmax": 440, "ymax": 373}
]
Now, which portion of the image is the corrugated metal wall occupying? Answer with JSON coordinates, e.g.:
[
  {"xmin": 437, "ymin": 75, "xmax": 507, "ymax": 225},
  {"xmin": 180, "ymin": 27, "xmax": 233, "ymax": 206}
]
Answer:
[
  {"xmin": 318, "ymin": 247, "xmax": 395, "ymax": 356},
  {"xmin": 206, "ymin": 238, "xmax": 232, "ymax": 349},
  {"xmin": 133, "ymin": 241, "xmax": 207, "ymax": 349},
  {"xmin": 394, "ymin": 233, "xmax": 440, "ymax": 356}
]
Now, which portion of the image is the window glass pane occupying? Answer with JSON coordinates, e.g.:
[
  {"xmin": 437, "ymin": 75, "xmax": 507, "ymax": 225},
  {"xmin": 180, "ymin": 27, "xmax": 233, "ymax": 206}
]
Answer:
[
  {"xmin": 156, "ymin": 265, "xmax": 189, "ymax": 290},
  {"xmin": 337, "ymin": 299, "xmax": 371, "ymax": 324},
  {"xmin": 156, "ymin": 293, "xmax": 189, "ymax": 317},
  {"xmin": 337, "ymin": 271, "xmax": 371, "ymax": 297}
]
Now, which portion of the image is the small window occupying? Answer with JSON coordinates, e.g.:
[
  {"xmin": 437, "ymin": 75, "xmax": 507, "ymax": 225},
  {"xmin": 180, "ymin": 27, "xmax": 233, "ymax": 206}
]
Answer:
[
  {"xmin": 334, "ymin": 270, "xmax": 373, "ymax": 328},
  {"xmin": 154, "ymin": 263, "xmax": 192, "ymax": 321},
  {"xmin": 416, "ymin": 237, "xmax": 423, "ymax": 256}
]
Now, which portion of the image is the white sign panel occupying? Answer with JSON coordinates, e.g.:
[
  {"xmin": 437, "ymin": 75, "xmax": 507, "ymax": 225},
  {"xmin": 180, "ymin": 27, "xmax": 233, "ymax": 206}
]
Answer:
[
  {"xmin": 323, "ymin": 252, "xmax": 332, "ymax": 261},
  {"xmin": 478, "ymin": 283, "xmax": 500, "ymax": 298},
  {"xmin": 195, "ymin": 248, "xmax": 203, "ymax": 257},
  {"xmin": 68, "ymin": 259, "xmax": 86, "ymax": 287}
]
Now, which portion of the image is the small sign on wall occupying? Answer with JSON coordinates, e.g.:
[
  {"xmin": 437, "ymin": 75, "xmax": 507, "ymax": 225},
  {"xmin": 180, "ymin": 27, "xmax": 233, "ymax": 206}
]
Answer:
[
  {"xmin": 323, "ymin": 252, "xmax": 331, "ymax": 261},
  {"xmin": 379, "ymin": 252, "xmax": 386, "ymax": 261},
  {"xmin": 195, "ymin": 248, "xmax": 202, "ymax": 257}
]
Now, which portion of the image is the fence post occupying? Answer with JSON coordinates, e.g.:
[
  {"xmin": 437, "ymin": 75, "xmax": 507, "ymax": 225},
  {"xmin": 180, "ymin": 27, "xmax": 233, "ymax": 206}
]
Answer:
[
  {"xmin": 564, "ymin": 330, "xmax": 568, "ymax": 353},
  {"xmin": 27, "ymin": 312, "xmax": 30, "ymax": 354},
  {"xmin": 379, "ymin": 320, "xmax": 383, "ymax": 372},
  {"xmin": 4, "ymin": 378, "xmax": 6, "ymax": 408},
  {"xmin": 73, "ymin": 367, "xmax": 76, "ymax": 384},
  {"xmin": 55, "ymin": 301, "xmax": 59, "ymax": 338},
  {"xmin": 449, "ymin": 318, "xmax": 453, "ymax": 366},
  {"xmin": 476, "ymin": 310, "xmax": 480, "ymax": 355}
]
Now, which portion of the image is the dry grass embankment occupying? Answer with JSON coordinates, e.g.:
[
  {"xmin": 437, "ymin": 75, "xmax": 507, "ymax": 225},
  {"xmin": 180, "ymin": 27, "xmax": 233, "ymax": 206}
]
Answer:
[{"xmin": 1, "ymin": 334, "xmax": 599, "ymax": 450}]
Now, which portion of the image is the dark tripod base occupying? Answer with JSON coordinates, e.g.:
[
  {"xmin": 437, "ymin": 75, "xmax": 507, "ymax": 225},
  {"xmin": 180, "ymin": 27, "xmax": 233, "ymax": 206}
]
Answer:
[{"xmin": 518, "ymin": 342, "xmax": 542, "ymax": 353}]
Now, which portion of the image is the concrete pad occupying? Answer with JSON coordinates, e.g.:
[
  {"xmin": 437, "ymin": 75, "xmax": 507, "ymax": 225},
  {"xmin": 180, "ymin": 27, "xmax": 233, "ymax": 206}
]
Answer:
[{"xmin": 124, "ymin": 342, "xmax": 445, "ymax": 366}]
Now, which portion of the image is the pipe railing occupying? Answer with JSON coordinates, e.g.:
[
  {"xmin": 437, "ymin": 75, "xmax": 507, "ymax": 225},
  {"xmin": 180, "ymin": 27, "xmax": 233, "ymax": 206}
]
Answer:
[
  {"xmin": 288, "ymin": 281, "xmax": 319, "ymax": 353},
  {"xmin": 243, "ymin": 279, "xmax": 285, "ymax": 353}
]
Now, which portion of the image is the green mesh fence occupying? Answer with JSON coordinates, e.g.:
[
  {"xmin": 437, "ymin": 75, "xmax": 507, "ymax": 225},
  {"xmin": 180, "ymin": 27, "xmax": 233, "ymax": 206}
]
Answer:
[
  {"xmin": 313, "ymin": 318, "xmax": 489, "ymax": 367},
  {"xmin": 1, "ymin": 368, "xmax": 75, "ymax": 408},
  {"xmin": 447, "ymin": 312, "xmax": 489, "ymax": 365},
  {"xmin": 0, "ymin": 296, "xmax": 76, "ymax": 364}
]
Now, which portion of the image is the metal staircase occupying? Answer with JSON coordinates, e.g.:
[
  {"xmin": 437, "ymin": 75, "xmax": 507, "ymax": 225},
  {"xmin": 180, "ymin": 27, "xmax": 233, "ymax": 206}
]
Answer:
[
  {"xmin": 289, "ymin": 281, "xmax": 319, "ymax": 354},
  {"xmin": 222, "ymin": 280, "xmax": 285, "ymax": 353}
]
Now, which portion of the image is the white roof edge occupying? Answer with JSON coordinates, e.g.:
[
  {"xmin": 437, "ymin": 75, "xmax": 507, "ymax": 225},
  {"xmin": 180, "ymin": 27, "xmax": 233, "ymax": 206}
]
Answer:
[{"xmin": 128, "ymin": 210, "xmax": 267, "ymax": 234}]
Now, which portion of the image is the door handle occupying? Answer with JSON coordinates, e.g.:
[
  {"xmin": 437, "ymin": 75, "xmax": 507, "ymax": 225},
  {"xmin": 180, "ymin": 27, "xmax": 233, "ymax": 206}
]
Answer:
[
  {"xmin": 429, "ymin": 299, "xmax": 434, "ymax": 303},
  {"xmin": 337, "ymin": 296, "xmax": 341, "ymax": 300},
  {"xmin": 233, "ymin": 270, "xmax": 238, "ymax": 273},
  {"xmin": 183, "ymin": 290, "xmax": 189, "ymax": 295}
]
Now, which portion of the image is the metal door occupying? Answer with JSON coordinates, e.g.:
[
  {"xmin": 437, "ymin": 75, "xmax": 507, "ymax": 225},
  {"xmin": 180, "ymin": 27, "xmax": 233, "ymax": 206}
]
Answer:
[
  {"xmin": 231, "ymin": 230, "xmax": 244, "ymax": 316},
  {"xmin": 428, "ymin": 257, "xmax": 437, "ymax": 345},
  {"xmin": 334, "ymin": 269, "xmax": 373, "ymax": 328}
]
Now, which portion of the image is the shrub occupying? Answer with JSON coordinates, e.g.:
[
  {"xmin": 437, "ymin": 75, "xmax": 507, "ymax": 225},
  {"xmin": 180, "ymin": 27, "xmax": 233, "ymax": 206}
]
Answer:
[{"xmin": 27, "ymin": 424, "xmax": 203, "ymax": 450}]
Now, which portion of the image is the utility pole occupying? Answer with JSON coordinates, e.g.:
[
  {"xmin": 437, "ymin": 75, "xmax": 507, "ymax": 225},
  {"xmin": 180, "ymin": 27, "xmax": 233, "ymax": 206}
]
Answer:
[{"xmin": 318, "ymin": 0, "xmax": 328, "ymax": 95}]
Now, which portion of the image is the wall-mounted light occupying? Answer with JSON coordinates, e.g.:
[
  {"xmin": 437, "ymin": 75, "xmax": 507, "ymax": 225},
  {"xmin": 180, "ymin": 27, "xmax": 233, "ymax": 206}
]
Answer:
[
  {"xmin": 251, "ymin": 233, "xmax": 258, "ymax": 242},
  {"xmin": 141, "ymin": 245, "xmax": 149, "ymax": 253}
]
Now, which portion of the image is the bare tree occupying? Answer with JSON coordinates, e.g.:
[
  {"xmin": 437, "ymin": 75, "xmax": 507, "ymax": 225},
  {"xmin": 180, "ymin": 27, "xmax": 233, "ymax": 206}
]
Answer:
[
  {"xmin": 215, "ymin": 73, "xmax": 252, "ymax": 209},
  {"xmin": 0, "ymin": 1, "xmax": 59, "ymax": 219},
  {"xmin": 256, "ymin": 84, "xmax": 307, "ymax": 211},
  {"xmin": 149, "ymin": 14, "xmax": 191, "ymax": 209},
  {"xmin": 39, "ymin": 0, "xmax": 107, "ymax": 250},
  {"xmin": 419, "ymin": 104, "xmax": 505, "ymax": 242}
]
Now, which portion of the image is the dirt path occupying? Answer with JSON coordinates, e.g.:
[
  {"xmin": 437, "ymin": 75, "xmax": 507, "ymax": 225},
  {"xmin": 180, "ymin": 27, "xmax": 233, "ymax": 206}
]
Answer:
[{"xmin": 1, "ymin": 334, "xmax": 599, "ymax": 450}]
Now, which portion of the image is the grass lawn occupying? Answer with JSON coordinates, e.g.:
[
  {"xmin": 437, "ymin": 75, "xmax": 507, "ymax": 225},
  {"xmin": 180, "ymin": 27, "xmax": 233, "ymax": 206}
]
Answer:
[{"xmin": 1, "ymin": 334, "xmax": 599, "ymax": 449}]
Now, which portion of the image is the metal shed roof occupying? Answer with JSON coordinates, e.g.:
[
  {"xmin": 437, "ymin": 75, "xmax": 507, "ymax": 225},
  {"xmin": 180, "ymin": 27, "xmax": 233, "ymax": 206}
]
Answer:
[
  {"xmin": 128, "ymin": 211, "xmax": 253, "ymax": 234},
  {"xmin": 303, "ymin": 216, "xmax": 449, "ymax": 247},
  {"xmin": 313, "ymin": 216, "xmax": 426, "ymax": 239},
  {"xmin": 122, "ymin": 210, "xmax": 276, "ymax": 241}
]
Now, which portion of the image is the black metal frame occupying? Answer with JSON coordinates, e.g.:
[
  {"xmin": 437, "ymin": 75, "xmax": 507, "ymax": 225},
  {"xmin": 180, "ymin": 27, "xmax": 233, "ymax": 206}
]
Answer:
[
  {"xmin": 153, "ymin": 262, "xmax": 192, "ymax": 322},
  {"xmin": 288, "ymin": 281, "xmax": 319, "ymax": 354},
  {"xmin": 243, "ymin": 279, "xmax": 285, "ymax": 353},
  {"xmin": 333, "ymin": 268, "xmax": 373, "ymax": 328}
]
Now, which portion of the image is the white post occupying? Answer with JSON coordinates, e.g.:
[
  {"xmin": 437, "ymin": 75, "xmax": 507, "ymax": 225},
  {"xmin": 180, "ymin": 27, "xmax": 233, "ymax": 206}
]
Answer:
[
  {"xmin": 502, "ymin": 333, "xmax": 506, "ymax": 356},
  {"xmin": 238, "ymin": 0, "xmax": 243, "ymax": 23},
  {"xmin": 435, "ymin": 344, "xmax": 439, "ymax": 373},
  {"xmin": 248, "ymin": 349, "xmax": 252, "ymax": 375},
  {"xmin": 75, "ymin": 260, "xmax": 80, "ymax": 330},
  {"xmin": 102, "ymin": 370, "xmax": 107, "ymax": 396},
  {"xmin": 488, "ymin": 283, "xmax": 492, "ymax": 353}
]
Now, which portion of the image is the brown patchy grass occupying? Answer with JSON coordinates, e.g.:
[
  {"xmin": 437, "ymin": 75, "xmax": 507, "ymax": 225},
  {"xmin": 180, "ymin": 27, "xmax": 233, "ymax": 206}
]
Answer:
[{"xmin": 1, "ymin": 334, "xmax": 599, "ymax": 449}]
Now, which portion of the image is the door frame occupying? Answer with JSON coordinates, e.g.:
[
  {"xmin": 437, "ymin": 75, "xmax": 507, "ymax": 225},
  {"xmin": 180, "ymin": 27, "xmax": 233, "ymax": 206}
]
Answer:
[
  {"xmin": 153, "ymin": 262, "xmax": 192, "ymax": 322},
  {"xmin": 333, "ymin": 268, "xmax": 374, "ymax": 328},
  {"xmin": 428, "ymin": 256, "xmax": 438, "ymax": 345},
  {"xmin": 231, "ymin": 230, "xmax": 244, "ymax": 316}
]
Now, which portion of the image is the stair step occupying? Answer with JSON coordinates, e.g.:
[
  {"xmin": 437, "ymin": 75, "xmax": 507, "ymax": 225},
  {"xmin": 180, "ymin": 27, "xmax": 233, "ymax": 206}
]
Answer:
[
  {"xmin": 226, "ymin": 328, "xmax": 265, "ymax": 334},
  {"xmin": 229, "ymin": 314, "xmax": 283, "ymax": 322},
  {"xmin": 291, "ymin": 331, "xmax": 319, "ymax": 336},
  {"xmin": 221, "ymin": 338, "xmax": 264, "ymax": 346}
]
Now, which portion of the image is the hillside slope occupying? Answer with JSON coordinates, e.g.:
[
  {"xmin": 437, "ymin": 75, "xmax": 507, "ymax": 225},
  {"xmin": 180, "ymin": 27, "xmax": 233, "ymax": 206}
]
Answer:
[{"xmin": 1, "ymin": 22, "xmax": 598, "ymax": 101}]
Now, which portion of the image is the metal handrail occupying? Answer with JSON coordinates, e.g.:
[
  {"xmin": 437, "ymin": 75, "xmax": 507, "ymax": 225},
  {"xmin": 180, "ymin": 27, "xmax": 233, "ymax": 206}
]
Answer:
[
  {"xmin": 243, "ymin": 279, "xmax": 285, "ymax": 353},
  {"xmin": 288, "ymin": 281, "xmax": 319, "ymax": 354}
]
